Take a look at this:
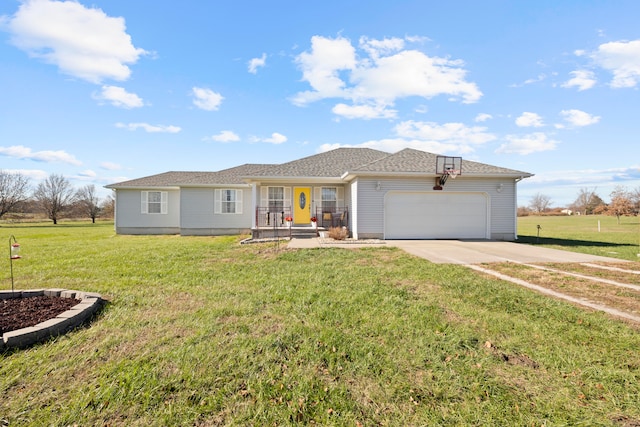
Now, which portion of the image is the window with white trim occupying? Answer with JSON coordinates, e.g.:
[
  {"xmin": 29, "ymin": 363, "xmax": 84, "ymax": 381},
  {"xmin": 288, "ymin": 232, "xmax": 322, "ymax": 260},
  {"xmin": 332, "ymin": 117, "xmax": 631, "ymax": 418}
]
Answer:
[
  {"xmin": 141, "ymin": 191, "xmax": 168, "ymax": 214},
  {"xmin": 214, "ymin": 189, "xmax": 243, "ymax": 214},
  {"xmin": 268, "ymin": 187, "xmax": 284, "ymax": 212},
  {"xmin": 322, "ymin": 187, "xmax": 337, "ymax": 212}
]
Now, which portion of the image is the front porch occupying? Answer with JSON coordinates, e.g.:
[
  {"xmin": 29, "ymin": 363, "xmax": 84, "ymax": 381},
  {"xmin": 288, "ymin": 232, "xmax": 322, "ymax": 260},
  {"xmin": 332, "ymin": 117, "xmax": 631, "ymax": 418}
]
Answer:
[{"xmin": 252, "ymin": 207, "xmax": 348, "ymax": 239}]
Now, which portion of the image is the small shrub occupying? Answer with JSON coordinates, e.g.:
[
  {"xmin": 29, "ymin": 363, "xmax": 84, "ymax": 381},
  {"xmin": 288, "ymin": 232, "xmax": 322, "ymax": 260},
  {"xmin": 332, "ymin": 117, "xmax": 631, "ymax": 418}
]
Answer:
[{"xmin": 328, "ymin": 226, "xmax": 348, "ymax": 240}]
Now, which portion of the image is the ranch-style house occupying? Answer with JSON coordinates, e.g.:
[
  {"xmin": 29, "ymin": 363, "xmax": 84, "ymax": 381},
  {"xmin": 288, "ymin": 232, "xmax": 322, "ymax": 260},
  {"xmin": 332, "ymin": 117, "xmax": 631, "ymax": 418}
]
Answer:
[{"xmin": 105, "ymin": 147, "xmax": 533, "ymax": 240}]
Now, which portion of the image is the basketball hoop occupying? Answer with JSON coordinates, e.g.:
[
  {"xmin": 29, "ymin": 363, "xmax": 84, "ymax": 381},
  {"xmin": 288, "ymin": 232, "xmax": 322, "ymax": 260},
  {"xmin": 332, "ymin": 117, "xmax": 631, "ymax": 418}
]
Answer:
[{"xmin": 434, "ymin": 156, "xmax": 463, "ymax": 189}]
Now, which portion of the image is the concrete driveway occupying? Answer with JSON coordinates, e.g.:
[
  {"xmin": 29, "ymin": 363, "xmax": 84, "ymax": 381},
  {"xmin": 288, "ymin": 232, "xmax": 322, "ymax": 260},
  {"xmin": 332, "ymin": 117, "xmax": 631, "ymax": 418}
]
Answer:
[{"xmin": 386, "ymin": 240, "xmax": 628, "ymax": 264}]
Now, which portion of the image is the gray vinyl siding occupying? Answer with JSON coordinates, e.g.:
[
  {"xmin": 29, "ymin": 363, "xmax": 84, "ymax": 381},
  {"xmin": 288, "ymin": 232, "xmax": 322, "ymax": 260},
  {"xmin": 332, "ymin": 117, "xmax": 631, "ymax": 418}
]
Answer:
[
  {"xmin": 114, "ymin": 189, "xmax": 180, "ymax": 234},
  {"xmin": 180, "ymin": 187, "xmax": 252, "ymax": 235},
  {"xmin": 354, "ymin": 177, "xmax": 518, "ymax": 240}
]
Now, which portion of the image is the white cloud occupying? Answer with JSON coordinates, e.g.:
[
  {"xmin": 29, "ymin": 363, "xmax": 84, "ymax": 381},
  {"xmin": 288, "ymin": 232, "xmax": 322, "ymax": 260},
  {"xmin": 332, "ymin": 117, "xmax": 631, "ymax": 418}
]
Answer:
[
  {"xmin": 250, "ymin": 132, "xmax": 287, "ymax": 144},
  {"xmin": 525, "ymin": 166, "xmax": 640, "ymax": 186},
  {"xmin": 192, "ymin": 87, "xmax": 223, "ymax": 111},
  {"xmin": 359, "ymin": 36, "xmax": 405, "ymax": 58},
  {"xmin": 590, "ymin": 39, "xmax": 640, "ymax": 88},
  {"xmin": 209, "ymin": 130, "xmax": 240, "ymax": 143},
  {"xmin": 510, "ymin": 74, "xmax": 546, "ymax": 87},
  {"xmin": 474, "ymin": 113, "xmax": 493, "ymax": 122},
  {"xmin": 248, "ymin": 53, "xmax": 266, "ymax": 74},
  {"xmin": 332, "ymin": 102, "xmax": 397, "ymax": 119},
  {"xmin": 115, "ymin": 122, "xmax": 181, "ymax": 133},
  {"xmin": 394, "ymin": 121, "xmax": 495, "ymax": 145},
  {"xmin": 0, "ymin": 145, "xmax": 81, "ymax": 165},
  {"xmin": 291, "ymin": 35, "xmax": 482, "ymax": 115},
  {"xmin": 292, "ymin": 35, "xmax": 357, "ymax": 105},
  {"xmin": 264, "ymin": 132, "xmax": 287, "ymax": 144},
  {"xmin": 95, "ymin": 85, "xmax": 144, "ymax": 108},
  {"xmin": 561, "ymin": 70, "xmax": 597, "ymax": 91},
  {"xmin": 3, "ymin": 0, "xmax": 146, "ymax": 83},
  {"xmin": 319, "ymin": 120, "xmax": 495, "ymax": 154},
  {"xmin": 78, "ymin": 169, "xmax": 97, "ymax": 178},
  {"xmin": 3, "ymin": 168, "xmax": 48, "ymax": 180},
  {"xmin": 496, "ymin": 132, "xmax": 558, "ymax": 155},
  {"xmin": 556, "ymin": 109, "xmax": 600, "ymax": 128},
  {"xmin": 515, "ymin": 112, "xmax": 544, "ymax": 127},
  {"xmin": 100, "ymin": 161, "xmax": 122, "ymax": 170}
]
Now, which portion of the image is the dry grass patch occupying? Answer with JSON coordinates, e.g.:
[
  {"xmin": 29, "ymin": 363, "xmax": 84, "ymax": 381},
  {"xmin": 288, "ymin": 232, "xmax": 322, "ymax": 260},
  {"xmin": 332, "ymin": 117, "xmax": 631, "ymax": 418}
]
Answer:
[
  {"xmin": 486, "ymin": 262, "xmax": 640, "ymax": 316},
  {"xmin": 545, "ymin": 262, "xmax": 640, "ymax": 285}
]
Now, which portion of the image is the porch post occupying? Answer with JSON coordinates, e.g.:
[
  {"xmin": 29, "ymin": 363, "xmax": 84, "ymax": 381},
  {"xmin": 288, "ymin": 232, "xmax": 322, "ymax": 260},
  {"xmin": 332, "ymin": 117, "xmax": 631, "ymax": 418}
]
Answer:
[{"xmin": 251, "ymin": 183, "xmax": 258, "ymax": 229}]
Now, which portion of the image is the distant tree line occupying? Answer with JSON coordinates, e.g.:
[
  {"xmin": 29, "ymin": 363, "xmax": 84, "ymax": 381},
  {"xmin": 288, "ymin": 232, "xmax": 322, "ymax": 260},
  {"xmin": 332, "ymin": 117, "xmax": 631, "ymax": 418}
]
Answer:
[
  {"xmin": 519, "ymin": 186, "xmax": 640, "ymax": 224},
  {"xmin": 0, "ymin": 170, "xmax": 114, "ymax": 224}
]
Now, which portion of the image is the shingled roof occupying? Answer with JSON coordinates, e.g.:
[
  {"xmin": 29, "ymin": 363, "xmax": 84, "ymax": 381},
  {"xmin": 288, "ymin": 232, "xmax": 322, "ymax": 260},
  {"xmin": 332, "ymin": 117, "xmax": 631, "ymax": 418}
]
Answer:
[
  {"xmin": 243, "ymin": 147, "xmax": 390, "ymax": 178},
  {"xmin": 106, "ymin": 147, "xmax": 531, "ymax": 188},
  {"xmin": 105, "ymin": 164, "xmax": 272, "ymax": 188},
  {"xmin": 345, "ymin": 148, "xmax": 531, "ymax": 177}
]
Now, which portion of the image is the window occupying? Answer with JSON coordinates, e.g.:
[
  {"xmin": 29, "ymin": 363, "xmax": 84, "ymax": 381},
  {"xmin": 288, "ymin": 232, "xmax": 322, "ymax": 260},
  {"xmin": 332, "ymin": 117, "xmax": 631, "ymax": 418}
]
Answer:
[
  {"xmin": 141, "ymin": 191, "xmax": 167, "ymax": 214},
  {"xmin": 268, "ymin": 187, "xmax": 284, "ymax": 212},
  {"xmin": 215, "ymin": 189, "xmax": 243, "ymax": 214},
  {"xmin": 221, "ymin": 189, "xmax": 236, "ymax": 213},
  {"xmin": 322, "ymin": 187, "xmax": 337, "ymax": 212}
]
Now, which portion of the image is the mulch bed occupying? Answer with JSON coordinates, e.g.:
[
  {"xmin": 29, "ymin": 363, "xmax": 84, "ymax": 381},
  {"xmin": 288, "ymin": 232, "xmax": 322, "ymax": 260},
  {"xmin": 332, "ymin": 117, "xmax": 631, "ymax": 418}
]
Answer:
[{"xmin": 0, "ymin": 296, "xmax": 78, "ymax": 335}]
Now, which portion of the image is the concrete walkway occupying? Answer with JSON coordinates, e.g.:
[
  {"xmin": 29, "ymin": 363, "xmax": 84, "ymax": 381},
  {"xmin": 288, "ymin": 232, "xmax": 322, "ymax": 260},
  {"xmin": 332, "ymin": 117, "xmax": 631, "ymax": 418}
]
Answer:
[{"xmin": 288, "ymin": 238, "xmax": 627, "ymax": 264}]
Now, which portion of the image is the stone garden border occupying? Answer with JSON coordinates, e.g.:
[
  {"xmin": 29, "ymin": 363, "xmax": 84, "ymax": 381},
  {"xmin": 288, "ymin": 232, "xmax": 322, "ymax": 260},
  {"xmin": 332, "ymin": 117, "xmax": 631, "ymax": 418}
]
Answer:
[{"xmin": 0, "ymin": 289, "xmax": 103, "ymax": 350}]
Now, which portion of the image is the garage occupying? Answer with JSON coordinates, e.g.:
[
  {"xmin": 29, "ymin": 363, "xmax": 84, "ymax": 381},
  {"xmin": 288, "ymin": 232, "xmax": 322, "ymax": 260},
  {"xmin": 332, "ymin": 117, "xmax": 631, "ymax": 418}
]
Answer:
[{"xmin": 384, "ymin": 192, "xmax": 489, "ymax": 239}]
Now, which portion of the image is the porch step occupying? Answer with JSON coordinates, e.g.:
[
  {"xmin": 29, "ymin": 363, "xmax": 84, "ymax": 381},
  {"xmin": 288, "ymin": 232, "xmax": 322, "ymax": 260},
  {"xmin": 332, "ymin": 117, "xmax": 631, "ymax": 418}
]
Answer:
[
  {"xmin": 251, "ymin": 227, "xmax": 319, "ymax": 240},
  {"xmin": 290, "ymin": 228, "xmax": 319, "ymax": 239}
]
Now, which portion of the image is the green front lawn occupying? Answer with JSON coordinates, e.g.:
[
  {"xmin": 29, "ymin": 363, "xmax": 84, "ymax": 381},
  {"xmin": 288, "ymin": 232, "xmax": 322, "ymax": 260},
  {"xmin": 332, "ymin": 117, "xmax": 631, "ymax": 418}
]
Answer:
[
  {"xmin": 1, "ymin": 222, "xmax": 639, "ymax": 425},
  {"xmin": 518, "ymin": 214, "xmax": 640, "ymax": 261}
]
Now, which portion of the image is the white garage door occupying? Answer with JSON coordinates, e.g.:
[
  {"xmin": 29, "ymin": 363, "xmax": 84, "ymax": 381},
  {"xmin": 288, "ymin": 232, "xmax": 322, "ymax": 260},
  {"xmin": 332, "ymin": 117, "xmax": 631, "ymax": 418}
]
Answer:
[{"xmin": 385, "ymin": 192, "xmax": 488, "ymax": 239}]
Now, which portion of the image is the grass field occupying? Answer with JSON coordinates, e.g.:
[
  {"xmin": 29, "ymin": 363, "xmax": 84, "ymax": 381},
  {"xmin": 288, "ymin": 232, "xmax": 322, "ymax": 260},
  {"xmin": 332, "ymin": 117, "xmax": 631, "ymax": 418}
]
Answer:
[
  {"xmin": 1, "ymin": 221, "xmax": 639, "ymax": 425},
  {"xmin": 518, "ymin": 214, "xmax": 640, "ymax": 261}
]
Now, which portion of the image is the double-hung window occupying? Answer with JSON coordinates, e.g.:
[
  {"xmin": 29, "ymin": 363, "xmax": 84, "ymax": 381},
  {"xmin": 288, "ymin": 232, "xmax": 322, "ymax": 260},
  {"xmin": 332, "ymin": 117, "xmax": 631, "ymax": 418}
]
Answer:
[
  {"xmin": 268, "ymin": 187, "xmax": 284, "ymax": 213},
  {"xmin": 141, "ymin": 191, "xmax": 167, "ymax": 214},
  {"xmin": 322, "ymin": 187, "xmax": 337, "ymax": 212},
  {"xmin": 215, "ymin": 189, "xmax": 243, "ymax": 214}
]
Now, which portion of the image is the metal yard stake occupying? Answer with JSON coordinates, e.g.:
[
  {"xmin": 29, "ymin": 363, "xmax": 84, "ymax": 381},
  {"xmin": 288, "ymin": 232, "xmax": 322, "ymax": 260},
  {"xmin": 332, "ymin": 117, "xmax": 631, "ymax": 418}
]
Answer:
[{"xmin": 9, "ymin": 235, "xmax": 21, "ymax": 292}]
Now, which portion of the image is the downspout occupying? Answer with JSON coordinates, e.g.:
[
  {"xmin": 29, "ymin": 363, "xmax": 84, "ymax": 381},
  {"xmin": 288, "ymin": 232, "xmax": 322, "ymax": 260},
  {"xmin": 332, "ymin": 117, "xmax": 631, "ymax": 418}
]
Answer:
[{"xmin": 514, "ymin": 176, "xmax": 524, "ymax": 240}]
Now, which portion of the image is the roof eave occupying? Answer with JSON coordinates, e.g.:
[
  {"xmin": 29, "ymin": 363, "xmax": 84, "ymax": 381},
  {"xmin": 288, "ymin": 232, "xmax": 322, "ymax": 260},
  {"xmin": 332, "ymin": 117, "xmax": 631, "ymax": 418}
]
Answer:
[
  {"xmin": 342, "ymin": 171, "xmax": 535, "ymax": 180},
  {"xmin": 243, "ymin": 176, "xmax": 345, "ymax": 184},
  {"xmin": 104, "ymin": 185, "xmax": 180, "ymax": 191}
]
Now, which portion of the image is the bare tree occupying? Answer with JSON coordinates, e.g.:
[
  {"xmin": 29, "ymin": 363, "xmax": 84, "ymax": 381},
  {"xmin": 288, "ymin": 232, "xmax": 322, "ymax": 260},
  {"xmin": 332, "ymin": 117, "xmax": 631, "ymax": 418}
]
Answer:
[
  {"xmin": 0, "ymin": 170, "xmax": 31, "ymax": 219},
  {"xmin": 571, "ymin": 187, "xmax": 604, "ymax": 215},
  {"xmin": 631, "ymin": 186, "xmax": 640, "ymax": 216},
  {"xmin": 76, "ymin": 184, "xmax": 101, "ymax": 223},
  {"xmin": 608, "ymin": 185, "xmax": 634, "ymax": 224},
  {"xmin": 100, "ymin": 194, "xmax": 115, "ymax": 219},
  {"xmin": 529, "ymin": 192, "xmax": 552, "ymax": 214},
  {"xmin": 33, "ymin": 174, "xmax": 76, "ymax": 224}
]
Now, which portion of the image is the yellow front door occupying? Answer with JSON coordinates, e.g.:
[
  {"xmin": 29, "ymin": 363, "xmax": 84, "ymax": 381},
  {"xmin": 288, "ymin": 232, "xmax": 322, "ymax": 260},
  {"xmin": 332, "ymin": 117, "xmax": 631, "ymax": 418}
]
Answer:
[{"xmin": 293, "ymin": 187, "xmax": 311, "ymax": 224}]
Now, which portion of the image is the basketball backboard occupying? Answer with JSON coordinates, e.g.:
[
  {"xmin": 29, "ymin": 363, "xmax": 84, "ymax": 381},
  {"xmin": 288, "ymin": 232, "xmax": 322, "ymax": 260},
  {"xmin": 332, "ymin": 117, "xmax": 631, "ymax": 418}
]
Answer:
[
  {"xmin": 435, "ymin": 156, "xmax": 462, "ymax": 175},
  {"xmin": 434, "ymin": 156, "xmax": 463, "ymax": 189}
]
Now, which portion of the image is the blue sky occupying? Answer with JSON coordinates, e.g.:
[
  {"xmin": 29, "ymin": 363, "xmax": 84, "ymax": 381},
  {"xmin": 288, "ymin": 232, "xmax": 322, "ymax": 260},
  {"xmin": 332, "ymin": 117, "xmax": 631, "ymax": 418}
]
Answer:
[{"xmin": 1, "ymin": 0, "xmax": 639, "ymax": 207}]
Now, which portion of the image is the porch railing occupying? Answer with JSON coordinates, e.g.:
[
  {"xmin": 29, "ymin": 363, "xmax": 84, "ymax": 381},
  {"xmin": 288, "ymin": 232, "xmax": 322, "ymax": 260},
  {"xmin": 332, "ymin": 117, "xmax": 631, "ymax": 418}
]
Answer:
[
  {"xmin": 315, "ymin": 206, "xmax": 349, "ymax": 229},
  {"xmin": 254, "ymin": 206, "xmax": 349, "ymax": 228},
  {"xmin": 255, "ymin": 207, "xmax": 293, "ymax": 228}
]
